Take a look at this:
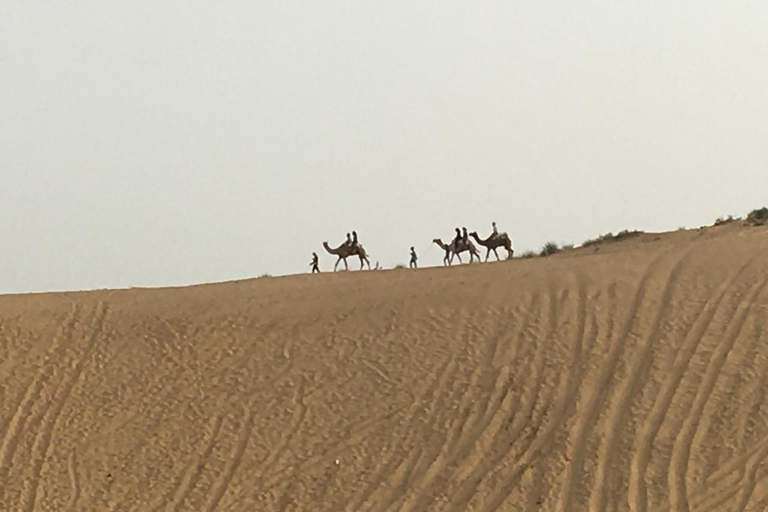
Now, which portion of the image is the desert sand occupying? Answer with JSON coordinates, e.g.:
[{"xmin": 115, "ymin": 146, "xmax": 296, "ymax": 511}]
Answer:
[{"xmin": 1, "ymin": 223, "xmax": 767, "ymax": 511}]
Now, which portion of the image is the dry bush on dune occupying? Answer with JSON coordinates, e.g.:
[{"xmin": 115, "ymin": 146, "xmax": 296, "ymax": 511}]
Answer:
[
  {"xmin": 746, "ymin": 207, "xmax": 768, "ymax": 226},
  {"xmin": 539, "ymin": 241, "xmax": 561, "ymax": 257},
  {"xmin": 582, "ymin": 229, "xmax": 643, "ymax": 247},
  {"xmin": 713, "ymin": 215, "xmax": 738, "ymax": 226}
]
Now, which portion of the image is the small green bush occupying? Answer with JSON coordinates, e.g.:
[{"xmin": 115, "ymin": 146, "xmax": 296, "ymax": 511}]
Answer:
[
  {"xmin": 713, "ymin": 215, "xmax": 737, "ymax": 226},
  {"xmin": 582, "ymin": 229, "xmax": 642, "ymax": 247},
  {"xmin": 539, "ymin": 242, "xmax": 560, "ymax": 257},
  {"xmin": 746, "ymin": 207, "xmax": 768, "ymax": 226},
  {"xmin": 520, "ymin": 250, "xmax": 538, "ymax": 259}
]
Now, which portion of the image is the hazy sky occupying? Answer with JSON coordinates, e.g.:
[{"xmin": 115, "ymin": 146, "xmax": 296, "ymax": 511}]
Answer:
[{"xmin": 2, "ymin": 2, "xmax": 767, "ymax": 293}]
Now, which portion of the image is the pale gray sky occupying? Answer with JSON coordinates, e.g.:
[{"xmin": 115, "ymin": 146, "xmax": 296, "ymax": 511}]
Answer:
[{"xmin": 2, "ymin": 2, "xmax": 767, "ymax": 293}]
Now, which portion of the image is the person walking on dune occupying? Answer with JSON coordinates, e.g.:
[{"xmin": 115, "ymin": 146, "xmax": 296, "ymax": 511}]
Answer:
[
  {"xmin": 310, "ymin": 252, "xmax": 320, "ymax": 273},
  {"xmin": 410, "ymin": 247, "xmax": 418, "ymax": 269}
]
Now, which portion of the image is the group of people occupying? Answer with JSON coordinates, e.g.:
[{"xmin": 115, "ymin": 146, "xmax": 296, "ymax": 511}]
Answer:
[
  {"xmin": 310, "ymin": 230, "xmax": 363, "ymax": 273},
  {"xmin": 309, "ymin": 222, "xmax": 502, "ymax": 273},
  {"xmin": 452, "ymin": 222, "xmax": 499, "ymax": 250},
  {"xmin": 344, "ymin": 231, "xmax": 361, "ymax": 251}
]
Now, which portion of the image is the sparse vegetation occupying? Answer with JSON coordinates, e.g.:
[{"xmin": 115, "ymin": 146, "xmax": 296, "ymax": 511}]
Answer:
[
  {"xmin": 539, "ymin": 242, "xmax": 560, "ymax": 257},
  {"xmin": 582, "ymin": 229, "xmax": 643, "ymax": 248},
  {"xmin": 259, "ymin": 273, "xmax": 272, "ymax": 278},
  {"xmin": 520, "ymin": 250, "xmax": 538, "ymax": 259},
  {"xmin": 713, "ymin": 215, "xmax": 738, "ymax": 226},
  {"xmin": 746, "ymin": 207, "xmax": 768, "ymax": 226},
  {"xmin": 394, "ymin": 264, "xmax": 407, "ymax": 269}
]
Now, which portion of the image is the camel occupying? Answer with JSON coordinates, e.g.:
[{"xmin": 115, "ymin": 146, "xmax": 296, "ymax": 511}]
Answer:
[
  {"xmin": 323, "ymin": 242, "xmax": 371, "ymax": 271},
  {"xmin": 432, "ymin": 239, "xmax": 481, "ymax": 265},
  {"xmin": 470, "ymin": 231, "xmax": 514, "ymax": 261}
]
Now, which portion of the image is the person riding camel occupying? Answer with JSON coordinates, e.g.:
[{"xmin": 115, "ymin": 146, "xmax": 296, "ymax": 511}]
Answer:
[
  {"xmin": 345, "ymin": 233, "xmax": 353, "ymax": 247},
  {"xmin": 351, "ymin": 231, "xmax": 360, "ymax": 254},
  {"xmin": 462, "ymin": 227, "xmax": 469, "ymax": 247},
  {"xmin": 492, "ymin": 221, "xmax": 499, "ymax": 239},
  {"xmin": 453, "ymin": 227, "xmax": 462, "ymax": 250}
]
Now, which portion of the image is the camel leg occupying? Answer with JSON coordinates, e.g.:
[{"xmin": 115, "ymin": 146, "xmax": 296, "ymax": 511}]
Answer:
[
  {"xmin": 493, "ymin": 248, "xmax": 500, "ymax": 261},
  {"xmin": 456, "ymin": 253, "xmax": 463, "ymax": 264},
  {"xmin": 343, "ymin": 257, "xmax": 349, "ymax": 271},
  {"xmin": 485, "ymin": 248, "xmax": 491, "ymax": 262},
  {"xmin": 334, "ymin": 257, "xmax": 341, "ymax": 271}
]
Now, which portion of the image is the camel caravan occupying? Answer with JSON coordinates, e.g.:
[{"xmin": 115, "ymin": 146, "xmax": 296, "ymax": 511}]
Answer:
[{"xmin": 316, "ymin": 223, "xmax": 512, "ymax": 272}]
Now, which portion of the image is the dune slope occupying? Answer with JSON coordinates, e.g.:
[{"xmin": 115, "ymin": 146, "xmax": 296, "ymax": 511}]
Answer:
[{"xmin": 1, "ymin": 224, "xmax": 768, "ymax": 511}]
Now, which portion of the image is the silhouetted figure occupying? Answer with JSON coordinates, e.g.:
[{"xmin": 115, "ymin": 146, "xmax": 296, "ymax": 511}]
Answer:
[
  {"xmin": 410, "ymin": 247, "xmax": 418, "ymax": 269},
  {"xmin": 345, "ymin": 233, "xmax": 352, "ymax": 247},
  {"xmin": 310, "ymin": 252, "xmax": 320, "ymax": 273},
  {"xmin": 462, "ymin": 227, "xmax": 469, "ymax": 246},
  {"xmin": 453, "ymin": 227, "xmax": 462, "ymax": 250},
  {"xmin": 492, "ymin": 221, "xmax": 499, "ymax": 239}
]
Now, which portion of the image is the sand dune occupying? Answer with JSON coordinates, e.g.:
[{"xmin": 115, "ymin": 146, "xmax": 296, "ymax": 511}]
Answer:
[{"xmin": 1, "ymin": 223, "xmax": 768, "ymax": 511}]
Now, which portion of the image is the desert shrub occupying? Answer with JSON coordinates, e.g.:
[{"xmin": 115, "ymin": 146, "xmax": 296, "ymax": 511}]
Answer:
[
  {"xmin": 539, "ymin": 242, "xmax": 560, "ymax": 257},
  {"xmin": 520, "ymin": 250, "xmax": 538, "ymax": 259},
  {"xmin": 582, "ymin": 233, "xmax": 612, "ymax": 247},
  {"xmin": 561, "ymin": 244, "xmax": 574, "ymax": 251},
  {"xmin": 259, "ymin": 273, "xmax": 272, "ymax": 278},
  {"xmin": 582, "ymin": 229, "xmax": 642, "ymax": 247},
  {"xmin": 714, "ymin": 215, "xmax": 737, "ymax": 226},
  {"xmin": 746, "ymin": 207, "xmax": 768, "ymax": 226},
  {"xmin": 394, "ymin": 264, "xmax": 407, "ymax": 269}
]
